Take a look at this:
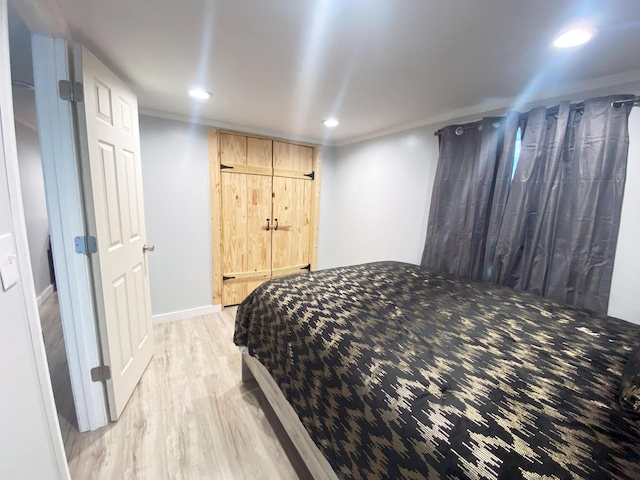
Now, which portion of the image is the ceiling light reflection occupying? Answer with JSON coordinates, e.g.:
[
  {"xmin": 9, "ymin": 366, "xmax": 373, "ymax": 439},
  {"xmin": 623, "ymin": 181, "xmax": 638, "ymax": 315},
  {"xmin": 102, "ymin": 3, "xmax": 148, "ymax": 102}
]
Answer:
[
  {"xmin": 553, "ymin": 28, "xmax": 593, "ymax": 48},
  {"xmin": 188, "ymin": 88, "xmax": 212, "ymax": 100}
]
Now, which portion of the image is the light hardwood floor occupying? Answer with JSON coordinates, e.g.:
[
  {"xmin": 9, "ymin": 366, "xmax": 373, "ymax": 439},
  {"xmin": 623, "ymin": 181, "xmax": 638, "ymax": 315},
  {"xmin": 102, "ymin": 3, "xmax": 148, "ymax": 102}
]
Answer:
[{"xmin": 39, "ymin": 294, "xmax": 302, "ymax": 479}]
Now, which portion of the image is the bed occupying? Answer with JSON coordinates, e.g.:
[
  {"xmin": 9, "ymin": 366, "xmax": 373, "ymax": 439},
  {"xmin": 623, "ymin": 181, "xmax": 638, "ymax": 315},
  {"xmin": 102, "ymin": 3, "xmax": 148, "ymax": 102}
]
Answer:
[{"xmin": 234, "ymin": 261, "xmax": 640, "ymax": 479}]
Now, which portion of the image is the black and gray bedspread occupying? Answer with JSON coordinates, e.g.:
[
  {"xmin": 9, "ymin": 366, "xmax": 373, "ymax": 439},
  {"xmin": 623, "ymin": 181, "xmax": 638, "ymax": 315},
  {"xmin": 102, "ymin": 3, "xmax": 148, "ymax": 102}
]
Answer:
[{"xmin": 234, "ymin": 261, "xmax": 640, "ymax": 479}]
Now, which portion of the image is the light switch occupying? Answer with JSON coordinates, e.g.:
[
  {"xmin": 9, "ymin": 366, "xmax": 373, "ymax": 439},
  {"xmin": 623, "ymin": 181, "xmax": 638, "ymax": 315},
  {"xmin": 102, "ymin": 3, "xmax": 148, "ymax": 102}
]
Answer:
[{"xmin": 0, "ymin": 233, "xmax": 20, "ymax": 291}]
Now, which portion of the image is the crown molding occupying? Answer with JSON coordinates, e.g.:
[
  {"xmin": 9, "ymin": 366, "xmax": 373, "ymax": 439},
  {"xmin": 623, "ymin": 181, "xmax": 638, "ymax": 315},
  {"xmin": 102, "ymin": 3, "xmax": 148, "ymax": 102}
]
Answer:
[
  {"xmin": 336, "ymin": 68, "xmax": 640, "ymax": 147},
  {"xmin": 138, "ymin": 108, "xmax": 336, "ymax": 147}
]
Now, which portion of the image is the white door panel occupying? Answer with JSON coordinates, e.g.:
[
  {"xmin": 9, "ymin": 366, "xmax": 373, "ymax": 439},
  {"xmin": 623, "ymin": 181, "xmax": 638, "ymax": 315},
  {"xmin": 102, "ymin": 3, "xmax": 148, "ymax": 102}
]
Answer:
[{"xmin": 75, "ymin": 45, "xmax": 153, "ymax": 420}]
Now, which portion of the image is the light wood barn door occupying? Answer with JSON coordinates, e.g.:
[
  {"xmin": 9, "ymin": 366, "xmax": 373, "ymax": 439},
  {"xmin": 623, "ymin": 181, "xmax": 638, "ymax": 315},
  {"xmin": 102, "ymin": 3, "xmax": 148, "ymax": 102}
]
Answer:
[
  {"xmin": 220, "ymin": 133, "xmax": 273, "ymax": 306},
  {"xmin": 219, "ymin": 132, "xmax": 272, "ymax": 176},
  {"xmin": 273, "ymin": 141, "xmax": 314, "ymax": 179},
  {"xmin": 272, "ymin": 141, "xmax": 314, "ymax": 278},
  {"xmin": 75, "ymin": 45, "xmax": 153, "ymax": 420}
]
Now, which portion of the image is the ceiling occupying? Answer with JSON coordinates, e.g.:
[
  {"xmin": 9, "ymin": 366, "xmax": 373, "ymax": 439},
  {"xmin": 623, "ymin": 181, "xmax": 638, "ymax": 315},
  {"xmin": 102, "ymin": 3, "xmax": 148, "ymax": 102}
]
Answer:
[{"xmin": 11, "ymin": 0, "xmax": 640, "ymax": 144}]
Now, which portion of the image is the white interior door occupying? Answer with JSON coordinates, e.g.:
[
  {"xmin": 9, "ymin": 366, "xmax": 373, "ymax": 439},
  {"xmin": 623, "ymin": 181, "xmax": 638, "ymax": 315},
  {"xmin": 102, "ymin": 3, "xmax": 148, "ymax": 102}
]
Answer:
[{"xmin": 74, "ymin": 45, "xmax": 154, "ymax": 421}]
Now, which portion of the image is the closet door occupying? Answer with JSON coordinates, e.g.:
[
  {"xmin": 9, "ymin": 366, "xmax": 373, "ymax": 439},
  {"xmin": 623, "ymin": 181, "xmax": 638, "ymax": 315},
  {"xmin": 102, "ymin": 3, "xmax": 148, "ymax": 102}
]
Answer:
[
  {"xmin": 219, "ymin": 132, "xmax": 272, "ymax": 175},
  {"xmin": 272, "ymin": 141, "xmax": 314, "ymax": 278},
  {"xmin": 220, "ymin": 134, "xmax": 273, "ymax": 306},
  {"xmin": 273, "ymin": 141, "xmax": 313, "ymax": 179}
]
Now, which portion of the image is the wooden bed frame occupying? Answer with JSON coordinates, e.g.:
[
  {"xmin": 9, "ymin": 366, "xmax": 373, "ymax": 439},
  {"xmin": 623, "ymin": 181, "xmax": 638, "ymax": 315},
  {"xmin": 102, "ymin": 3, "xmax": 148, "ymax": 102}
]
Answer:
[{"xmin": 242, "ymin": 355, "xmax": 338, "ymax": 480}]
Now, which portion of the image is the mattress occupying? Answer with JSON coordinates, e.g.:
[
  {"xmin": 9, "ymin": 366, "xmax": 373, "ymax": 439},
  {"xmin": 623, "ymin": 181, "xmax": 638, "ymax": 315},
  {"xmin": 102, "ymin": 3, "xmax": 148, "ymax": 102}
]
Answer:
[{"xmin": 234, "ymin": 261, "xmax": 640, "ymax": 479}]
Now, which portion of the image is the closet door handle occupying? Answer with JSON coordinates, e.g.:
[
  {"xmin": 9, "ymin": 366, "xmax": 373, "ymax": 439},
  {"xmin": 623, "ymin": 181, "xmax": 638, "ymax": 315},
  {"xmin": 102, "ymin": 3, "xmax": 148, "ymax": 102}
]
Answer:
[
  {"xmin": 265, "ymin": 219, "xmax": 270, "ymax": 231},
  {"xmin": 274, "ymin": 218, "xmax": 279, "ymax": 231}
]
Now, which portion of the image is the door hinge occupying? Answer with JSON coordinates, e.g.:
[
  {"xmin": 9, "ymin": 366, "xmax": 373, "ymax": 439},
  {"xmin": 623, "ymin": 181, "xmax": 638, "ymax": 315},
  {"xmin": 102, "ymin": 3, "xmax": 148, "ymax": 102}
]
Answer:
[
  {"xmin": 74, "ymin": 236, "xmax": 97, "ymax": 255},
  {"xmin": 301, "ymin": 264, "xmax": 311, "ymax": 271},
  {"xmin": 90, "ymin": 365, "xmax": 111, "ymax": 382},
  {"xmin": 304, "ymin": 171, "xmax": 315, "ymax": 180},
  {"xmin": 222, "ymin": 275, "xmax": 236, "ymax": 281},
  {"xmin": 58, "ymin": 80, "xmax": 84, "ymax": 102},
  {"xmin": 220, "ymin": 164, "xmax": 234, "ymax": 170}
]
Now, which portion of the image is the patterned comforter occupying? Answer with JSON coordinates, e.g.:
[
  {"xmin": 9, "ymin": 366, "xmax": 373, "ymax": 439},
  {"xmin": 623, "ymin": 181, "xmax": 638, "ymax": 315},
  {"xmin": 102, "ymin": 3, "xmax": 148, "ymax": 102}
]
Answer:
[{"xmin": 234, "ymin": 262, "xmax": 640, "ymax": 479}]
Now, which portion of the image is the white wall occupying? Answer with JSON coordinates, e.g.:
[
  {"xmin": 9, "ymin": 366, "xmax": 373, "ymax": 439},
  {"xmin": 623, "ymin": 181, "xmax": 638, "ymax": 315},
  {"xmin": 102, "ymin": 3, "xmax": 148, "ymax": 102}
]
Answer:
[
  {"xmin": 139, "ymin": 115, "xmax": 212, "ymax": 318},
  {"xmin": 609, "ymin": 107, "xmax": 640, "ymax": 324},
  {"xmin": 15, "ymin": 121, "xmax": 51, "ymax": 298},
  {"xmin": 316, "ymin": 145, "xmax": 335, "ymax": 270},
  {"xmin": 318, "ymin": 127, "xmax": 439, "ymax": 269},
  {"xmin": 137, "ymin": 91, "xmax": 639, "ymax": 324},
  {"xmin": 0, "ymin": 127, "xmax": 64, "ymax": 480},
  {"xmin": 325, "ymin": 92, "xmax": 640, "ymax": 325}
]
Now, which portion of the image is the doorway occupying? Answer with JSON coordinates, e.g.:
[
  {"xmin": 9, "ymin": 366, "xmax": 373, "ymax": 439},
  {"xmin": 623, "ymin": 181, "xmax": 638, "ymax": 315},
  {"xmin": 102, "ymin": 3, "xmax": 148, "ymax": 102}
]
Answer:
[
  {"xmin": 8, "ymin": 0, "xmax": 156, "ymax": 437},
  {"xmin": 8, "ymin": 2, "xmax": 77, "ymax": 449}
]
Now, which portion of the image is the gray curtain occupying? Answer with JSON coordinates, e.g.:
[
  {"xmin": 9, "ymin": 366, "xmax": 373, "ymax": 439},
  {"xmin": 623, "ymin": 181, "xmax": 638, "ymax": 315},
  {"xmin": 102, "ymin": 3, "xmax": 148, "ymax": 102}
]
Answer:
[
  {"xmin": 482, "ymin": 112, "xmax": 522, "ymax": 282},
  {"xmin": 491, "ymin": 95, "xmax": 632, "ymax": 313},
  {"xmin": 490, "ymin": 102, "xmax": 572, "ymax": 290},
  {"xmin": 545, "ymin": 97, "xmax": 632, "ymax": 312},
  {"xmin": 421, "ymin": 117, "xmax": 512, "ymax": 279}
]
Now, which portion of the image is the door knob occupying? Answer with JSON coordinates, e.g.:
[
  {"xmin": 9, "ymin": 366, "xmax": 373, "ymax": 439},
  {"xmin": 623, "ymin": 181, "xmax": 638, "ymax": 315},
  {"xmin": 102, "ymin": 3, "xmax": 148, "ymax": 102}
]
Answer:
[{"xmin": 143, "ymin": 244, "xmax": 155, "ymax": 253}]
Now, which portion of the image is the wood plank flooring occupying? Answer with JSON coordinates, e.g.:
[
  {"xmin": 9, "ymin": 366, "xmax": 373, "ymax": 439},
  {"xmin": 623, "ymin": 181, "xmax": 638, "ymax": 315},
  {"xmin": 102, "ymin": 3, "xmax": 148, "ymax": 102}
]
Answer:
[{"xmin": 39, "ymin": 295, "xmax": 301, "ymax": 479}]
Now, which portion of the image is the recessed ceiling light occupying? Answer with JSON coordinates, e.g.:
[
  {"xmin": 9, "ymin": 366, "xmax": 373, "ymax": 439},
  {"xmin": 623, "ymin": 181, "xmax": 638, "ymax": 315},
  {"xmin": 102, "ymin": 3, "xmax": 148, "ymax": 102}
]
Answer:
[
  {"xmin": 553, "ymin": 28, "xmax": 594, "ymax": 48},
  {"xmin": 323, "ymin": 118, "xmax": 339, "ymax": 127},
  {"xmin": 188, "ymin": 88, "xmax": 212, "ymax": 100}
]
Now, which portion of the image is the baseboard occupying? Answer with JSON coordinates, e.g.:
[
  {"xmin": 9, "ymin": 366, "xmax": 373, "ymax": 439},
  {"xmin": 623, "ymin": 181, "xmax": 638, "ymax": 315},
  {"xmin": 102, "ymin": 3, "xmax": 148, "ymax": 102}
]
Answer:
[
  {"xmin": 37, "ymin": 284, "xmax": 55, "ymax": 307},
  {"xmin": 152, "ymin": 304, "xmax": 223, "ymax": 324}
]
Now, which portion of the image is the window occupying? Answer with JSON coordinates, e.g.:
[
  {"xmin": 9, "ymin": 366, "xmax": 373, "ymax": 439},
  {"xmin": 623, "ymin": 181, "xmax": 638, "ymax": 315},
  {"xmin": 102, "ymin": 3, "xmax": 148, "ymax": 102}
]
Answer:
[{"xmin": 511, "ymin": 126, "xmax": 522, "ymax": 181}]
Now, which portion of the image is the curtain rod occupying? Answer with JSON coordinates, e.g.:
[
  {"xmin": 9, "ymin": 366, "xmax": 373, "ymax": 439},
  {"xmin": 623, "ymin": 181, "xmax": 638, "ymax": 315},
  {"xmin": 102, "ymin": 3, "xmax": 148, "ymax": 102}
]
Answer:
[{"xmin": 434, "ymin": 95, "xmax": 640, "ymax": 136}]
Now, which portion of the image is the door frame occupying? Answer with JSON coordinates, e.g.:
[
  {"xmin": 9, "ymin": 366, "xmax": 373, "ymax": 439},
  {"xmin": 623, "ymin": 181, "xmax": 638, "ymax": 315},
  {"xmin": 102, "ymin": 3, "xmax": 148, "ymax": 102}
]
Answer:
[
  {"xmin": 208, "ymin": 128, "xmax": 323, "ymax": 308},
  {"xmin": 32, "ymin": 35, "xmax": 108, "ymax": 431},
  {"xmin": 1, "ymin": 0, "xmax": 70, "ymax": 477}
]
